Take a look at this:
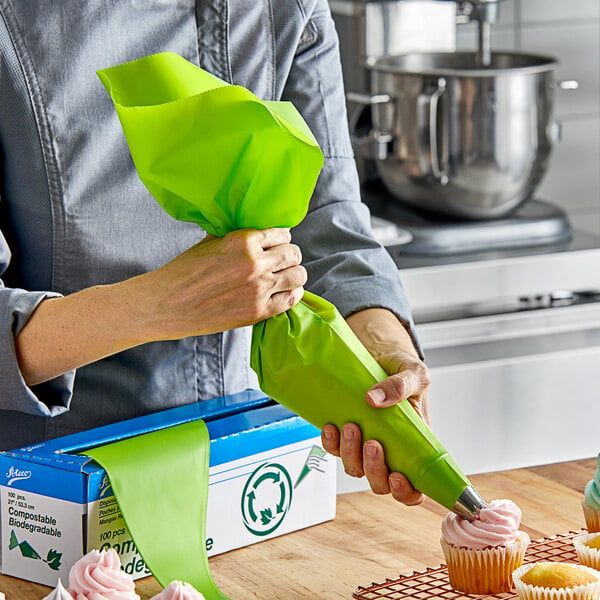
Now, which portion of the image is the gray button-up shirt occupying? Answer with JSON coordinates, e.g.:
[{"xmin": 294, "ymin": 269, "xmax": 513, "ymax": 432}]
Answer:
[{"xmin": 0, "ymin": 0, "xmax": 416, "ymax": 450}]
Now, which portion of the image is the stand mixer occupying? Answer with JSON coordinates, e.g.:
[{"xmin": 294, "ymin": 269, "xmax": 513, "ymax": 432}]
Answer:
[{"xmin": 331, "ymin": 0, "xmax": 576, "ymax": 254}]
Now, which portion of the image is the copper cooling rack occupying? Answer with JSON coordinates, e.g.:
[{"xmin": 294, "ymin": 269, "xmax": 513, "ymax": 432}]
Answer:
[{"xmin": 353, "ymin": 530, "xmax": 586, "ymax": 600}]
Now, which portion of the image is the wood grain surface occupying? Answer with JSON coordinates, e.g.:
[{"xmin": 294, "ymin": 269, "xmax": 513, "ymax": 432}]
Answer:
[{"xmin": 0, "ymin": 458, "xmax": 595, "ymax": 600}]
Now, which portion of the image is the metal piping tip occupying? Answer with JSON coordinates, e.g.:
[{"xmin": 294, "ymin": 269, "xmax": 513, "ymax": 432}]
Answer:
[{"xmin": 451, "ymin": 485, "xmax": 487, "ymax": 521}]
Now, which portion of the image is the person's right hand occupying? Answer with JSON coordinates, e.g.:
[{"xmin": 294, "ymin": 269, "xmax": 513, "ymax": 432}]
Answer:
[{"xmin": 137, "ymin": 227, "xmax": 307, "ymax": 340}]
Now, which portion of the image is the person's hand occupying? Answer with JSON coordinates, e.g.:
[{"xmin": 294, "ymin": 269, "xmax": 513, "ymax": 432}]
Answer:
[
  {"xmin": 321, "ymin": 308, "xmax": 430, "ymax": 506},
  {"xmin": 138, "ymin": 227, "xmax": 306, "ymax": 340}
]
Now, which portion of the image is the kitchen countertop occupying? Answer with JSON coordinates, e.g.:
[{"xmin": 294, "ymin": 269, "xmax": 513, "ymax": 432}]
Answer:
[{"xmin": 0, "ymin": 457, "xmax": 595, "ymax": 599}]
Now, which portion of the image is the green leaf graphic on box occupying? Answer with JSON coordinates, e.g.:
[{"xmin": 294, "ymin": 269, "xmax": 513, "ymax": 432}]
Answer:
[
  {"xmin": 9, "ymin": 530, "xmax": 41, "ymax": 560},
  {"xmin": 260, "ymin": 508, "xmax": 273, "ymax": 525},
  {"xmin": 45, "ymin": 549, "xmax": 63, "ymax": 571},
  {"xmin": 8, "ymin": 529, "xmax": 18, "ymax": 550}
]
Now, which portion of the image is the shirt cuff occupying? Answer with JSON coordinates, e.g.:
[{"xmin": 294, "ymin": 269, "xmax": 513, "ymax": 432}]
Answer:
[{"xmin": 0, "ymin": 287, "xmax": 74, "ymax": 416}]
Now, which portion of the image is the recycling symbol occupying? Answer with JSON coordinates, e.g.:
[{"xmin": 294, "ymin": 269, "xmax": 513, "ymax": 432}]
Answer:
[{"xmin": 241, "ymin": 462, "xmax": 292, "ymax": 536}]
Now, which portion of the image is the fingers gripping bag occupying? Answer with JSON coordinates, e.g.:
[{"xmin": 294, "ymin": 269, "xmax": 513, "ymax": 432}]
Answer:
[{"xmin": 98, "ymin": 52, "xmax": 470, "ymax": 517}]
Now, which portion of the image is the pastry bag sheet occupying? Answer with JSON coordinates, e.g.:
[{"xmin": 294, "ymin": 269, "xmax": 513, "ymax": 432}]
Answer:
[{"xmin": 83, "ymin": 421, "xmax": 228, "ymax": 599}]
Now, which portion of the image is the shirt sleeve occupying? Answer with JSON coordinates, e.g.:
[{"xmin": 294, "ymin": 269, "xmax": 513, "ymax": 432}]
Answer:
[
  {"xmin": 0, "ymin": 230, "xmax": 74, "ymax": 415},
  {"xmin": 282, "ymin": 0, "xmax": 423, "ymax": 356}
]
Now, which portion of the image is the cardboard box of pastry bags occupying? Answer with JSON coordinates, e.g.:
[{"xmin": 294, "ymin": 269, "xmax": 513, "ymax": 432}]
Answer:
[{"xmin": 0, "ymin": 390, "xmax": 336, "ymax": 586}]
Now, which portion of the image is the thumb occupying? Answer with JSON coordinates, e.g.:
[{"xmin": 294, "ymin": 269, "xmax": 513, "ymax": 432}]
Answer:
[{"xmin": 366, "ymin": 372, "xmax": 415, "ymax": 407}]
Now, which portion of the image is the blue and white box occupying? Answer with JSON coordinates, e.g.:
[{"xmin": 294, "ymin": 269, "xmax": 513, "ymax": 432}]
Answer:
[{"xmin": 0, "ymin": 390, "xmax": 336, "ymax": 586}]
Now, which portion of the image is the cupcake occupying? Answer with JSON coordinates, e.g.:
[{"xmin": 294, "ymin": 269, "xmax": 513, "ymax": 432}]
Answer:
[
  {"xmin": 43, "ymin": 579, "xmax": 74, "ymax": 600},
  {"xmin": 440, "ymin": 498, "xmax": 530, "ymax": 594},
  {"xmin": 150, "ymin": 581, "xmax": 206, "ymax": 599},
  {"xmin": 574, "ymin": 532, "xmax": 600, "ymax": 570},
  {"xmin": 513, "ymin": 561, "xmax": 600, "ymax": 600},
  {"xmin": 583, "ymin": 454, "xmax": 600, "ymax": 533},
  {"xmin": 68, "ymin": 548, "xmax": 140, "ymax": 600}
]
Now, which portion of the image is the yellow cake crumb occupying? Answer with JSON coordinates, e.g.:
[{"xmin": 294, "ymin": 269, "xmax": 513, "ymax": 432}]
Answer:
[
  {"xmin": 521, "ymin": 563, "xmax": 597, "ymax": 589},
  {"xmin": 584, "ymin": 535, "xmax": 600, "ymax": 550}
]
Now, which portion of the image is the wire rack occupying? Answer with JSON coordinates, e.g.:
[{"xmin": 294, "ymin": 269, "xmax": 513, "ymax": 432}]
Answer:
[{"xmin": 353, "ymin": 530, "xmax": 586, "ymax": 600}]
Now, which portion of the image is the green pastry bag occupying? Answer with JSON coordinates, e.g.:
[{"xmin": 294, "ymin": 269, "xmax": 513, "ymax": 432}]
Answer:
[
  {"xmin": 97, "ymin": 54, "xmax": 473, "ymax": 579},
  {"xmin": 83, "ymin": 421, "xmax": 227, "ymax": 598},
  {"xmin": 251, "ymin": 291, "xmax": 470, "ymax": 509},
  {"xmin": 97, "ymin": 51, "xmax": 323, "ymax": 234}
]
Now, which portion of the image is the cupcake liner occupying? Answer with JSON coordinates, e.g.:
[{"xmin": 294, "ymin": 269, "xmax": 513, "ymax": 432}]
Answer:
[
  {"xmin": 512, "ymin": 562, "xmax": 600, "ymax": 600},
  {"xmin": 582, "ymin": 500, "xmax": 600, "ymax": 533},
  {"xmin": 573, "ymin": 533, "xmax": 600, "ymax": 570},
  {"xmin": 440, "ymin": 532, "xmax": 530, "ymax": 595}
]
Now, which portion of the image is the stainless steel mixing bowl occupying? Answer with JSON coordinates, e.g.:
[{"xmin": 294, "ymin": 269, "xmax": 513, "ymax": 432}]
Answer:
[{"xmin": 363, "ymin": 52, "xmax": 560, "ymax": 220}]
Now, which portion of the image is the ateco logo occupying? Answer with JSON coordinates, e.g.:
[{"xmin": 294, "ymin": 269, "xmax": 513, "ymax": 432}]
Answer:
[
  {"xmin": 6, "ymin": 466, "xmax": 32, "ymax": 486},
  {"xmin": 99, "ymin": 475, "xmax": 112, "ymax": 497}
]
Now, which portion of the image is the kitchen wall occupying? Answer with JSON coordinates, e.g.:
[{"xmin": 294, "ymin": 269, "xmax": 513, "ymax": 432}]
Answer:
[{"xmin": 457, "ymin": 0, "xmax": 600, "ymax": 236}]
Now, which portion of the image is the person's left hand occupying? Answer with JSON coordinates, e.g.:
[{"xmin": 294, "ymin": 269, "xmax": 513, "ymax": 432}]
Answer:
[{"xmin": 321, "ymin": 308, "xmax": 430, "ymax": 506}]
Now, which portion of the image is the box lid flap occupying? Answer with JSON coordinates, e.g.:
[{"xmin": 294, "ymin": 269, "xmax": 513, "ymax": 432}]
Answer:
[{"xmin": 1, "ymin": 390, "xmax": 272, "ymax": 473}]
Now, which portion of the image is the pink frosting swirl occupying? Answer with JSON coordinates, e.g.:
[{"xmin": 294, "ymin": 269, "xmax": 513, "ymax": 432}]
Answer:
[
  {"xmin": 442, "ymin": 499, "xmax": 523, "ymax": 550},
  {"xmin": 150, "ymin": 581, "xmax": 205, "ymax": 600},
  {"xmin": 68, "ymin": 549, "xmax": 140, "ymax": 600}
]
